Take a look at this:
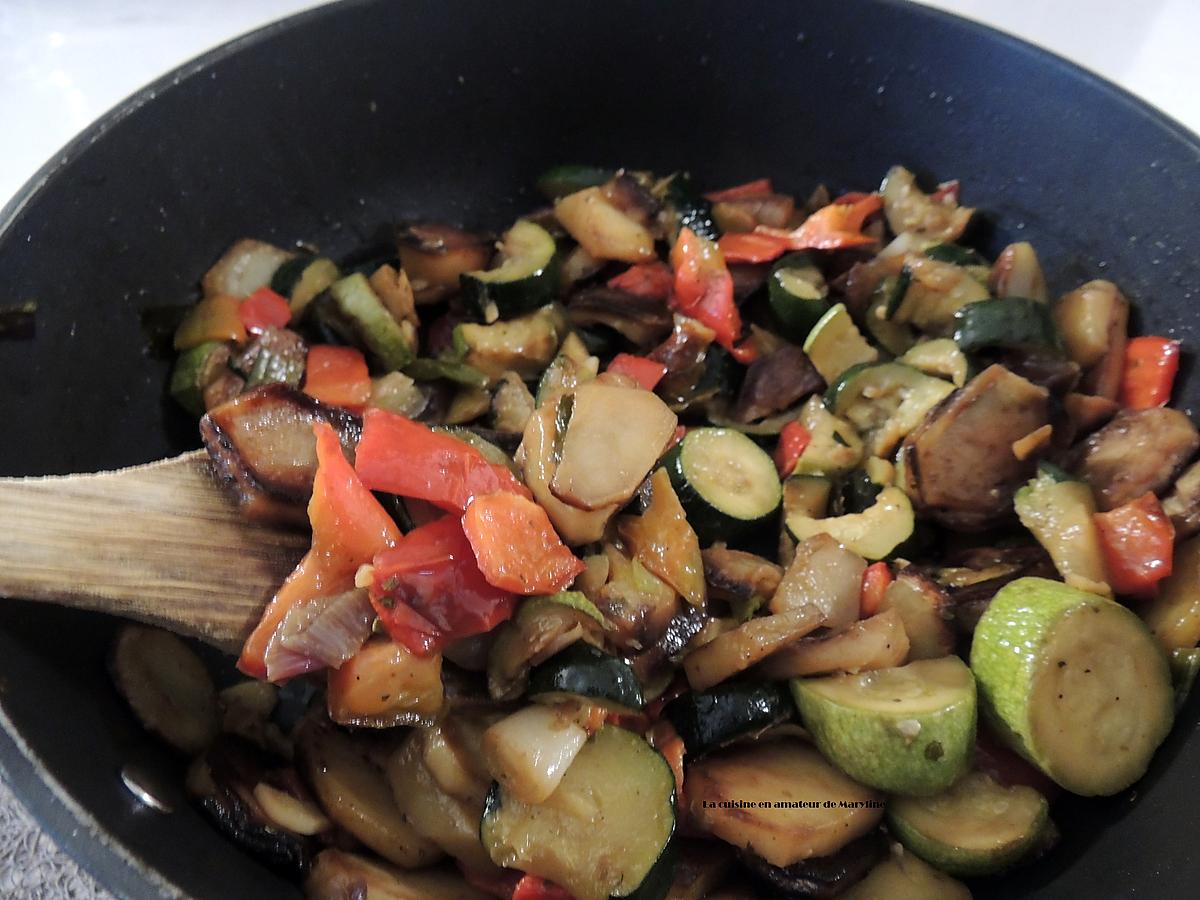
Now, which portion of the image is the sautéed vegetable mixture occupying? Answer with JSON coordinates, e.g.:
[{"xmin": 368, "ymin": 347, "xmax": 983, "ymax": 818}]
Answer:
[{"xmin": 113, "ymin": 164, "xmax": 1200, "ymax": 899}]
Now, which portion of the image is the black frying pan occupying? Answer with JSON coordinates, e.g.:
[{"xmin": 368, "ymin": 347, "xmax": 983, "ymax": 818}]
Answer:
[{"xmin": 2, "ymin": 1, "xmax": 1198, "ymax": 897}]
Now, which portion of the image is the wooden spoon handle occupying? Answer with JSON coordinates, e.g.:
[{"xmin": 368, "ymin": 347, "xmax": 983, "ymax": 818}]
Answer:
[{"xmin": 0, "ymin": 450, "xmax": 309, "ymax": 653}]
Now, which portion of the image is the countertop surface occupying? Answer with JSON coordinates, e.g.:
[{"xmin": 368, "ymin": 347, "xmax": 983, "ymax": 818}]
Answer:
[{"xmin": 1, "ymin": 0, "xmax": 1198, "ymax": 896}]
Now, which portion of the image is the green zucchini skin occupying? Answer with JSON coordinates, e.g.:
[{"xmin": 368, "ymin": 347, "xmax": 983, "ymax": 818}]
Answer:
[
  {"xmin": 169, "ymin": 341, "xmax": 231, "ymax": 416},
  {"xmin": 527, "ymin": 642, "xmax": 645, "ymax": 711},
  {"xmin": 953, "ymin": 297, "xmax": 1060, "ymax": 354},
  {"xmin": 308, "ymin": 273, "xmax": 414, "ymax": 371},
  {"xmin": 536, "ymin": 165, "xmax": 615, "ymax": 201},
  {"xmin": 662, "ymin": 680, "xmax": 793, "ymax": 757},
  {"xmin": 662, "ymin": 173, "xmax": 720, "ymax": 242},
  {"xmin": 459, "ymin": 221, "xmax": 560, "ymax": 320},
  {"xmin": 663, "ymin": 428, "xmax": 782, "ymax": 547},
  {"xmin": 768, "ymin": 252, "xmax": 829, "ymax": 340},
  {"xmin": 924, "ymin": 243, "xmax": 987, "ymax": 267}
]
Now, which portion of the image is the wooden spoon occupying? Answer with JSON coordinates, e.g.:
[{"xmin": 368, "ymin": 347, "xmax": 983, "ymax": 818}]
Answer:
[{"xmin": 0, "ymin": 451, "xmax": 309, "ymax": 653}]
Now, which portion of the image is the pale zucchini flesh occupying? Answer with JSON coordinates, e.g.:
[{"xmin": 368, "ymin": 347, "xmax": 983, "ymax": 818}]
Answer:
[
  {"xmin": 793, "ymin": 395, "xmax": 865, "ymax": 478},
  {"xmin": 481, "ymin": 725, "xmax": 675, "ymax": 900},
  {"xmin": 786, "ymin": 485, "xmax": 914, "ymax": 561},
  {"xmin": 887, "ymin": 771, "xmax": 1049, "ymax": 877},
  {"xmin": 970, "ymin": 577, "xmax": 1174, "ymax": 796},
  {"xmin": 827, "ymin": 362, "xmax": 955, "ymax": 457},
  {"xmin": 802, "ymin": 303, "xmax": 880, "ymax": 384},
  {"xmin": 791, "ymin": 656, "xmax": 977, "ymax": 796},
  {"xmin": 1014, "ymin": 468, "xmax": 1111, "ymax": 596}
]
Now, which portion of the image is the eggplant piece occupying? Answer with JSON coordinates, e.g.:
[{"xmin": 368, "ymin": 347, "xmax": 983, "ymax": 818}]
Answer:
[
  {"xmin": 110, "ymin": 624, "xmax": 218, "ymax": 755},
  {"xmin": 901, "ymin": 365, "xmax": 1051, "ymax": 529},
  {"xmin": 630, "ymin": 604, "xmax": 711, "ymax": 687},
  {"xmin": 1063, "ymin": 391, "xmax": 1119, "ymax": 435},
  {"xmin": 713, "ymin": 194, "xmax": 796, "ymax": 233},
  {"xmin": 730, "ymin": 262, "xmax": 771, "ymax": 301},
  {"xmin": 733, "ymin": 343, "xmax": 825, "ymax": 423},
  {"xmin": 1163, "ymin": 459, "xmax": 1200, "ymax": 539},
  {"xmin": 605, "ymin": 171, "xmax": 661, "ymax": 224},
  {"xmin": 934, "ymin": 544, "xmax": 1056, "ymax": 633},
  {"xmin": 650, "ymin": 314, "xmax": 717, "ymax": 407},
  {"xmin": 1069, "ymin": 407, "xmax": 1200, "ymax": 510},
  {"xmin": 1055, "ymin": 280, "xmax": 1129, "ymax": 400},
  {"xmin": 232, "ymin": 326, "xmax": 307, "ymax": 389},
  {"xmin": 993, "ymin": 350, "xmax": 1080, "ymax": 399},
  {"xmin": 188, "ymin": 736, "xmax": 318, "ymax": 877},
  {"xmin": 703, "ymin": 544, "xmax": 784, "ymax": 603},
  {"xmin": 739, "ymin": 832, "xmax": 886, "ymax": 900},
  {"xmin": 666, "ymin": 840, "xmax": 737, "ymax": 900},
  {"xmin": 200, "ymin": 385, "xmax": 362, "ymax": 521},
  {"xmin": 567, "ymin": 286, "xmax": 674, "ymax": 347},
  {"xmin": 597, "ymin": 543, "xmax": 683, "ymax": 653},
  {"xmin": 396, "ymin": 222, "xmax": 492, "ymax": 304}
]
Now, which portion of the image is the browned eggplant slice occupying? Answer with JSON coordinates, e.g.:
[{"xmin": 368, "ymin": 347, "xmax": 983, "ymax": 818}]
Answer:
[
  {"xmin": 738, "ymin": 832, "xmax": 886, "ymax": 900},
  {"xmin": 733, "ymin": 343, "xmax": 825, "ymax": 423},
  {"xmin": 567, "ymin": 286, "xmax": 674, "ymax": 347},
  {"xmin": 200, "ymin": 385, "xmax": 362, "ymax": 521}
]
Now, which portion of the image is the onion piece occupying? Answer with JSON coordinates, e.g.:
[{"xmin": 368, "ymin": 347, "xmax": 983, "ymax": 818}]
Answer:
[
  {"xmin": 683, "ymin": 605, "xmax": 824, "ymax": 691},
  {"xmin": 482, "ymin": 705, "xmax": 588, "ymax": 804},
  {"xmin": 265, "ymin": 589, "xmax": 375, "ymax": 681},
  {"xmin": 770, "ymin": 534, "xmax": 866, "ymax": 632}
]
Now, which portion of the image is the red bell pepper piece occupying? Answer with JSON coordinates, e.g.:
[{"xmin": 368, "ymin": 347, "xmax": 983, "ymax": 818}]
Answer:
[
  {"xmin": 238, "ymin": 286, "xmax": 292, "ymax": 334},
  {"xmin": 716, "ymin": 231, "xmax": 791, "ymax": 264},
  {"xmin": 303, "ymin": 345, "xmax": 372, "ymax": 409},
  {"xmin": 1094, "ymin": 492, "xmax": 1175, "ymax": 596},
  {"xmin": 860, "ymin": 562, "xmax": 894, "ymax": 618},
  {"xmin": 461, "ymin": 491, "xmax": 585, "ymax": 594},
  {"xmin": 773, "ymin": 421, "xmax": 812, "ymax": 478},
  {"xmin": 703, "ymin": 177, "xmax": 773, "ymax": 202},
  {"xmin": 238, "ymin": 422, "xmax": 400, "ymax": 679},
  {"xmin": 606, "ymin": 261, "xmax": 673, "ymax": 301},
  {"xmin": 512, "ymin": 875, "xmax": 576, "ymax": 900},
  {"xmin": 754, "ymin": 194, "xmax": 882, "ymax": 252},
  {"xmin": 606, "ymin": 353, "xmax": 668, "ymax": 390},
  {"xmin": 1120, "ymin": 336, "xmax": 1181, "ymax": 410},
  {"xmin": 370, "ymin": 514, "xmax": 515, "ymax": 655},
  {"xmin": 354, "ymin": 408, "xmax": 530, "ymax": 512},
  {"xmin": 670, "ymin": 226, "xmax": 743, "ymax": 351}
]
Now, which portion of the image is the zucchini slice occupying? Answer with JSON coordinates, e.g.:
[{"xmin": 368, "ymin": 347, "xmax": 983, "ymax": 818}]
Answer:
[
  {"xmin": 527, "ymin": 641, "xmax": 645, "ymax": 711},
  {"xmin": 664, "ymin": 427, "xmax": 782, "ymax": 546},
  {"xmin": 313, "ymin": 273, "xmax": 415, "ymax": 371},
  {"xmin": 768, "ymin": 252, "xmax": 829, "ymax": 341},
  {"xmin": 792, "ymin": 395, "xmax": 865, "ymax": 478},
  {"xmin": 899, "ymin": 338, "xmax": 968, "ymax": 387},
  {"xmin": 924, "ymin": 243, "xmax": 987, "ymax": 268},
  {"xmin": 952, "ymin": 297, "xmax": 1060, "ymax": 354},
  {"xmin": 825, "ymin": 362, "xmax": 954, "ymax": 457},
  {"xmin": 971, "ymin": 577, "xmax": 1174, "ymax": 796},
  {"xmin": 170, "ymin": 341, "xmax": 233, "ymax": 416},
  {"xmin": 840, "ymin": 848, "xmax": 972, "ymax": 900},
  {"xmin": 453, "ymin": 304, "xmax": 565, "ymax": 384},
  {"xmin": 662, "ymin": 680, "xmax": 793, "ymax": 757},
  {"xmin": 1014, "ymin": 465, "xmax": 1111, "ymax": 596},
  {"xmin": 481, "ymin": 725, "xmax": 677, "ymax": 900},
  {"xmin": 863, "ymin": 270, "xmax": 916, "ymax": 356},
  {"xmin": 460, "ymin": 220, "xmax": 559, "ymax": 321},
  {"xmin": 792, "ymin": 656, "xmax": 977, "ymax": 797},
  {"xmin": 271, "ymin": 255, "xmax": 340, "ymax": 315},
  {"xmin": 785, "ymin": 486, "xmax": 914, "ymax": 561},
  {"xmin": 687, "ymin": 737, "xmax": 883, "ymax": 868},
  {"xmin": 802, "ymin": 303, "xmax": 880, "ymax": 384},
  {"xmin": 110, "ymin": 624, "xmax": 219, "ymax": 755},
  {"xmin": 887, "ymin": 771, "xmax": 1050, "ymax": 877}
]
